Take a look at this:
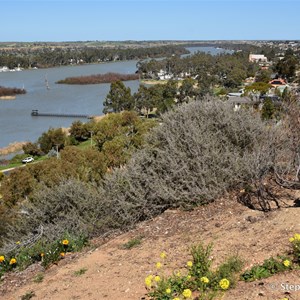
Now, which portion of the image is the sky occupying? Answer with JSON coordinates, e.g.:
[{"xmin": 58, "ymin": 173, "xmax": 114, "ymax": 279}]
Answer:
[{"xmin": 1, "ymin": 0, "xmax": 299, "ymax": 42}]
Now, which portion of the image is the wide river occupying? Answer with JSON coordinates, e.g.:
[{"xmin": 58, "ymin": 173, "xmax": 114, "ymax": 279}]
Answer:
[{"xmin": 0, "ymin": 46, "xmax": 232, "ymax": 151}]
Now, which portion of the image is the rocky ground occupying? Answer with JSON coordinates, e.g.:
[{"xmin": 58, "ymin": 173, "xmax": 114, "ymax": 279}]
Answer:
[{"xmin": 1, "ymin": 189, "xmax": 300, "ymax": 300}]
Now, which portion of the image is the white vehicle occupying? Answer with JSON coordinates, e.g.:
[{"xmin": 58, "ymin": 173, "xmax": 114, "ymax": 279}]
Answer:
[{"xmin": 22, "ymin": 157, "xmax": 34, "ymax": 163}]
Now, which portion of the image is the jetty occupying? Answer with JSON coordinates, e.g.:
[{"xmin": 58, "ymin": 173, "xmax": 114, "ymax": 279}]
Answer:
[{"xmin": 31, "ymin": 110, "xmax": 92, "ymax": 119}]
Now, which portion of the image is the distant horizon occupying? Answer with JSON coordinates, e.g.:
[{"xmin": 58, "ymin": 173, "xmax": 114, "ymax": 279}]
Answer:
[
  {"xmin": 1, "ymin": 39, "xmax": 300, "ymax": 43},
  {"xmin": 1, "ymin": 1, "xmax": 299, "ymax": 42}
]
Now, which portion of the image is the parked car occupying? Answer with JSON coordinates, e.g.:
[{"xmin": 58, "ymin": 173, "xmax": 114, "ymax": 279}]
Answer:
[{"xmin": 22, "ymin": 157, "xmax": 34, "ymax": 163}]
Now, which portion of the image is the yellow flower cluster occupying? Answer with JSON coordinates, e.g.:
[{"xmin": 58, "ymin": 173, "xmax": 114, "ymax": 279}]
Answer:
[
  {"xmin": 200, "ymin": 276, "xmax": 209, "ymax": 284},
  {"xmin": 219, "ymin": 278, "xmax": 230, "ymax": 290},
  {"xmin": 156, "ymin": 262, "xmax": 162, "ymax": 269},
  {"xmin": 0, "ymin": 255, "xmax": 5, "ymax": 263},
  {"xmin": 62, "ymin": 239, "xmax": 69, "ymax": 245},
  {"xmin": 182, "ymin": 288, "xmax": 192, "ymax": 298},
  {"xmin": 283, "ymin": 259, "xmax": 291, "ymax": 267},
  {"xmin": 145, "ymin": 275, "xmax": 153, "ymax": 288},
  {"xmin": 160, "ymin": 252, "xmax": 167, "ymax": 259},
  {"xmin": 186, "ymin": 261, "xmax": 193, "ymax": 268},
  {"xmin": 165, "ymin": 288, "xmax": 171, "ymax": 294},
  {"xmin": 154, "ymin": 275, "xmax": 161, "ymax": 282},
  {"xmin": 9, "ymin": 258, "xmax": 17, "ymax": 265},
  {"xmin": 289, "ymin": 233, "xmax": 300, "ymax": 242}
]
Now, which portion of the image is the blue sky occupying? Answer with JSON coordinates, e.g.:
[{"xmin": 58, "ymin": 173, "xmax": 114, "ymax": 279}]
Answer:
[{"xmin": 1, "ymin": 0, "xmax": 299, "ymax": 41}]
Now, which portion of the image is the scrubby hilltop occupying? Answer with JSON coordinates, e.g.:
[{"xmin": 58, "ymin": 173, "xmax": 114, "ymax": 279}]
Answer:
[{"xmin": 1, "ymin": 98, "xmax": 300, "ymax": 300}]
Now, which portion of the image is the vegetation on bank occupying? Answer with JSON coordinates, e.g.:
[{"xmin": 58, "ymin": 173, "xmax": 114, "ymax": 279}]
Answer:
[
  {"xmin": 0, "ymin": 86, "xmax": 26, "ymax": 97},
  {"xmin": 56, "ymin": 72, "xmax": 139, "ymax": 85}
]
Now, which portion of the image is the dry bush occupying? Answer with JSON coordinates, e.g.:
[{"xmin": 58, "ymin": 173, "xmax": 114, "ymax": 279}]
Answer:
[
  {"xmin": 98, "ymin": 98, "xmax": 280, "ymax": 227},
  {"xmin": 2, "ymin": 179, "xmax": 107, "ymax": 250}
]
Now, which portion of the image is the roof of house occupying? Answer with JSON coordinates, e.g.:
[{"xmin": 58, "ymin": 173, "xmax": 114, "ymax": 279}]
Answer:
[{"xmin": 269, "ymin": 78, "xmax": 287, "ymax": 86}]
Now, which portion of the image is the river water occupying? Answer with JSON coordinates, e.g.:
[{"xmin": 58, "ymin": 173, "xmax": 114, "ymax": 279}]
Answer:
[{"xmin": 0, "ymin": 46, "xmax": 232, "ymax": 151}]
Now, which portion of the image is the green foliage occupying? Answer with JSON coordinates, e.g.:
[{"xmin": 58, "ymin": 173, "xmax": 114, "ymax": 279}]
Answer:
[
  {"xmin": 20, "ymin": 291, "xmax": 36, "ymax": 300},
  {"xmin": 22, "ymin": 142, "xmax": 43, "ymax": 157},
  {"xmin": 74, "ymin": 267, "xmax": 88, "ymax": 276},
  {"xmin": 0, "ymin": 234, "xmax": 89, "ymax": 278},
  {"xmin": 33, "ymin": 272, "xmax": 44, "ymax": 283},
  {"xmin": 189, "ymin": 243, "xmax": 213, "ymax": 279},
  {"xmin": 241, "ymin": 256, "xmax": 291, "ymax": 282},
  {"xmin": 261, "ymin": 98, "xmax": 276, "ymax": 120},
  {"xmin": 146, "ymin": 243, "xmax": 243, "ymax": 300},
  {"xmin": 93, "ymin": 111, "xmax": 156, "ymax": 167},
  {"xmin": 244, "ymin": 82, "xmax": 272, "ymax": 96},
  {"xmin": 122, "ymin": 236, "xmax": 143, "ymax": 249},
  {"xmin": 103, "ymin": 80, "xmax": 134, "ymax": 114},
  {"xmin": 69, "ymin": 120, "xmax": 90, "ymax": 142},
  {"xmin": 38, "ymin": 127, "xmax": 68, "ymax": 154}
]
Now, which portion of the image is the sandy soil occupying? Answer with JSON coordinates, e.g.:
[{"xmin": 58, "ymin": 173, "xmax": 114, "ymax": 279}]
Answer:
[{"xmin": 1, "ymin": 190, "xmax": 300, "ymax": 300}]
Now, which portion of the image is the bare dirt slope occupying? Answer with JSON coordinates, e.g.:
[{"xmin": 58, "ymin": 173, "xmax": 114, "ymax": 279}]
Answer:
[{"xmin": 1, "ymin": 191, "xmax": 300, "ymax": 300}]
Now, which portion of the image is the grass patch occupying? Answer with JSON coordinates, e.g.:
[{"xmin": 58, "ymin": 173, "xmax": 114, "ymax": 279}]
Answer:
[
  {"xmin": 122, "ymin": 236, "xmax": 144, "ymax": 249},
  {"xmin": 21, "ymin": 291, "xmax": 36, "ymax": 300},
  {"xmin": 74, "ymin": 267, "xmax": 88, "ymax": 276},
  {"xmin": 33, "ymin": 272, "xmax": 44, "ymax": 283}
]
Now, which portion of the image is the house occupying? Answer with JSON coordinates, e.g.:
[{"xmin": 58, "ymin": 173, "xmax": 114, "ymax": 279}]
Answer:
[
  {"xmin": 227, "ymin": 96, "xmax": 258, "ymax": 111},
  {"xmin": 269, "ymin": 78, "xmax": 287, "ymax": 87},
  {"xmin": 249, "ymin": 54, "xmax": 268, "ymax": 63}
]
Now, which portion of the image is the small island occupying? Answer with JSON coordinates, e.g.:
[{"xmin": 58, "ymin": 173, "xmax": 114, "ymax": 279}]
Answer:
[
  {"xmin": 0, "ymin": 86, "xmax": 26, "ymax": 100},
  {"xmin": 56, "ymin": 72, "xmax": 139, "ymax": 85}
]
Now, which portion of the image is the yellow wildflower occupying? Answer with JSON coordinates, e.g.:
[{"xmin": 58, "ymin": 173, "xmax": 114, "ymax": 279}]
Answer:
[
  {"xmin": 0, "ymin": 255, "xmax": 5, "ymax": 263},
  {"xmin": 16, "ymin": 241, "xmax": 21, "ymax": 245},
  {"xmin": 62, "ymin": 239, "xmax": 69, "ymax": 245},
  {"xmin": 166, "ymin": 288, "xmax": 171, "ymax": 294},
  {"xmin": 175, "ymin": 271, "xmax": 181, "ymax": 277},
  {"xmin": 283, "ymin": 260, "xmax": 291, "ymax": 267},
  {"xmin": 289, "ymin": 237, "xmax": 295, "ymax": 243},
  {"xmin": 60, "ymin": 252, "xmax": 65, "ymax": 258},
  {"xmin": 187, "ymin": 275, "xmax": 191, "ymax": 280},
  {"xmin": 294, "ymin": 233, "xmax": 300, "ymax": 241},
  {"xmin": 200, "ymin": 276, "xmax": 209, "ymax": 284},
  {"xmin": 40, "ymin": 253, "xmax": 45, "ymax": 257},
  {"xmin": 219, "ymin": 278, "xmax": 230, "ymax": 290},
  {"xmin": 156, "ymin": 262, "xmax": 162, "ymax": 269},
  {"xmin": 182, "ymin": 288, "xmax": 192, "ymax": 298},
  {"xmin": 9, "ymin": 258, "xmax": 17, "ymax": 265},
  {"xmin": 145, "ymin": 275, "xmax": 153, "ymax": 288},
  {"xmin": 160, "ymin": 252, "xmax": 167, "ymax": 259},
  {"xmin": 186, "ymin": 261, "xmax": 193, "ymax": 268},
  {"xmin": 154, "ymin": 275, "xmax": 161, "ymax": 282}
]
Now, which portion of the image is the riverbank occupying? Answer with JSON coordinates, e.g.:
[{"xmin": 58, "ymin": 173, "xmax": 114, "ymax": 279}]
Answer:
[{"xmin": 0, "ymin": 142, "xmax": 27, "ymax": 156}]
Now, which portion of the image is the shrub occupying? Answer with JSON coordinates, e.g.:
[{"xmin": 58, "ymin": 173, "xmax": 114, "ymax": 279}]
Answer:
[{"xmin": 99, "ymin": 98, "xmax": 279, "ymax": 228}]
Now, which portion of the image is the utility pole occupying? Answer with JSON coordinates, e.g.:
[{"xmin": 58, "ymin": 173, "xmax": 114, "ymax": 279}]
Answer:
[
  {"xmin": 55, "ymin": 144, "xmax": 59, "ymax": 159},
  {"xmin": 89, "ymin": 131, "xmax": 94, "ymax": 147}
]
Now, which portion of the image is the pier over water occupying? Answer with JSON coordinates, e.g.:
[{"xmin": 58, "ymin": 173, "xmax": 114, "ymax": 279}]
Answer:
[{"xmin": 31, "ymin": 110, "xmax": 92, "ymax": 119}]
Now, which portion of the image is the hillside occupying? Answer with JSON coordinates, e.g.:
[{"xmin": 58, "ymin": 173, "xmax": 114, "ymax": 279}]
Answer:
[{"xmin": 1, "ymin": 189, "xmax": 300, "ymax": 300}]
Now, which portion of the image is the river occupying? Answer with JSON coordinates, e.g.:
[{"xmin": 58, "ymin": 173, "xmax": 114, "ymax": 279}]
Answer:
[{"xmin": 0, "ymin": 46, "xmax": 232, "ymax": 152}]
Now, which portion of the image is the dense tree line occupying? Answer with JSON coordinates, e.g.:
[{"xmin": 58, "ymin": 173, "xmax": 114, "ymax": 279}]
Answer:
[{"xmin": 0, "ymin": 45, "xmax": 188, "ymax": 69}]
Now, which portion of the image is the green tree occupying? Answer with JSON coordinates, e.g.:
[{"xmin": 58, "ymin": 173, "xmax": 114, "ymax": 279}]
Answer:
[
  {"xmin": 261, "ymin": 98, "xmax": 275, "ymax": 120},
  {"xmin": 103, "ymin": 80, "xmax": 133, "ymax": 114},
  {"xmin": 244, "ymin": 82, "xmax": 272, "ymax": 96},
  {"xmin": 22, "ymin": 142, "xmax": 43, "ymax": 156},
  {"xmin": 38, "ymin": 127, "xmax": 67, "ymax": 153},
  {"xmin": 178, "ymin": 78, "xmax": 196, "ymax": 103},
  {"xmin": 69, "ymin": 120, "xmax": 89, "ymax": 142}
]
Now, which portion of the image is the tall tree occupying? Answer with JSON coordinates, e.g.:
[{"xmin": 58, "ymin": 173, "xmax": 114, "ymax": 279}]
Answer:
[{"xmin": 103, "ymin": 81, "xmax": 133, "ymax": 114}]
